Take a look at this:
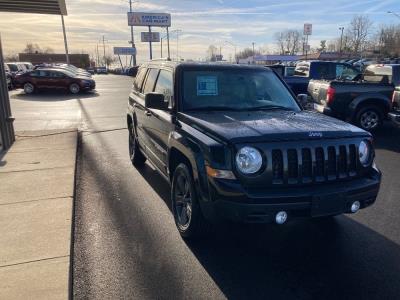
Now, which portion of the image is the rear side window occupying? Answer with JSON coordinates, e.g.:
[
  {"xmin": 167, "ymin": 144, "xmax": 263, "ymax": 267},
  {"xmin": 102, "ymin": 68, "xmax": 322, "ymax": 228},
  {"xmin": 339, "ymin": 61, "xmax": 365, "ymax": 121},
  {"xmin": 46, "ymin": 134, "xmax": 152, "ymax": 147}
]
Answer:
[
  {"xmin": 294, "ymin": 64, "xmax": 309, "ymax": 77},
  {"xmin": 313, "ymin": 63, "xmax": 332, "ymax": 79},
  {"xmin": 154, "ymin": 70, "xmax": 173, "ymax": 103},
  {"xmin": 133, "ymin": 68, "xmax": 147, "ymax": 92},
  {"xmin": 143, "ymin": 68, "xmax": 159, "ymax": 94}
]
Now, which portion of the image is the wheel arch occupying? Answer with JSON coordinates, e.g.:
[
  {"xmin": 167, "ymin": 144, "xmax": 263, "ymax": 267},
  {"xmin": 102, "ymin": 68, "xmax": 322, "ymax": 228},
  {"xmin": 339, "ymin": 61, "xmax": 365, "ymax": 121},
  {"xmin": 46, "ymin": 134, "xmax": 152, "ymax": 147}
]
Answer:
[{"xmin": 349, "ymin": 95, "xmax": 391, "ymax": 120}]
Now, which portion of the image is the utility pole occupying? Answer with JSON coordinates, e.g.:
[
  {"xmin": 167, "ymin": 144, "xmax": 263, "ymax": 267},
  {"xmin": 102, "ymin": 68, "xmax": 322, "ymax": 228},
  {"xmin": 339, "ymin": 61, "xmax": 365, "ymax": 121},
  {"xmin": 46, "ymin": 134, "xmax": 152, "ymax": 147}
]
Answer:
[
  {"xmin": 148, "ymin": 26, "xmax": 153, "ymax": 60},
  {"xmin": 176, "ymin": 30, "xmax": 182, "ymax": 60},
  {"xmin": 252, "ymin": 42, "xmax": 255, "ymax": 64},
  {"xmin": 129, "ymin": 0, "xmax": 136, "ymax": 66},
  {"xmin": 61, "ymin": 15, "xmax": 70, "ymax": 65},
  {"xmin": 166, "ymin": 27, "xmax": 171, "ymax": 60},
  {"xmin": 224, "ymin": 41, "xmax": 237, "ymax": 63},
  {"xmin": 102, "ymin": 35, "xmax": 106, "ymax": 67},
  {"xmin": 339, "ymin": 27, "xmax": 344, "ymax": 55}
]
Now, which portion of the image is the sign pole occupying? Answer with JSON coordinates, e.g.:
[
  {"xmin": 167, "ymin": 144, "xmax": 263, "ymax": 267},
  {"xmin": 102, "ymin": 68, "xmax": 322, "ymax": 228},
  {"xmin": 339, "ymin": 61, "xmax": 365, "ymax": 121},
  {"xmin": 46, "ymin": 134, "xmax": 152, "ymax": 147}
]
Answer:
[
  {"xmin": 161, "ymin": 37, "xmax": 163, "ymax": 58},
  {"xmin": 305, "ymin": 34, "xmax": 309, "ymax": 61},
  {"xmin": 166, "ymin": 26, "xmax": 170, "ymax": 60},
  {"xmin": 129, "ymin": 0, "xmax": 136, "ymax": 66},
  {"xmin": 148, "ymin": 26, "xmax": 153, "ymax": 60},
  {"xmin": 61, "ymin": 15, "xmax": 70, "ymax": 65},
  {"xmin": 118, "ymin": 54, "xmax": 124, "ymax": 72}
]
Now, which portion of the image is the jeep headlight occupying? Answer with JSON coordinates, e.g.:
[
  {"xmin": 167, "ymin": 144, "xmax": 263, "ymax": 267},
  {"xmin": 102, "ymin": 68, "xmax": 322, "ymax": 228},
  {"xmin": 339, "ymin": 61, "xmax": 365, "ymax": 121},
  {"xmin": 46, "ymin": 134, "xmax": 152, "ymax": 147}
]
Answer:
[
  {"xmin": 359, "ymin": 140, "xmax": 371, "ymax": 167},
  {"xmin": 236, "ymin": 146, "xmax": 263, "ymax": 174}
]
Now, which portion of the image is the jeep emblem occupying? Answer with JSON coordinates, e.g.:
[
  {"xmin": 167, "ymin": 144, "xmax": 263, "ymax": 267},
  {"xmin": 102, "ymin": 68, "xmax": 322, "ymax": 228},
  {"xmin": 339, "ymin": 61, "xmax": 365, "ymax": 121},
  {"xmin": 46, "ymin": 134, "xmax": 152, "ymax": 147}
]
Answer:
[{"xmin": 309, "ymin": 132, "xmax": 323, "ymax": 138}]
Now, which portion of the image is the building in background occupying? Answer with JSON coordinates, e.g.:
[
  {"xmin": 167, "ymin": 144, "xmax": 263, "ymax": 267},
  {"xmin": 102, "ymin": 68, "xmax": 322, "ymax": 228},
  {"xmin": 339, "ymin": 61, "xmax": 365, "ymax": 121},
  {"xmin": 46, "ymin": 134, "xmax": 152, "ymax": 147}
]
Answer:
[{"xmin": 19, "ymin": 53, "xmax": 90, "ymax": 68}]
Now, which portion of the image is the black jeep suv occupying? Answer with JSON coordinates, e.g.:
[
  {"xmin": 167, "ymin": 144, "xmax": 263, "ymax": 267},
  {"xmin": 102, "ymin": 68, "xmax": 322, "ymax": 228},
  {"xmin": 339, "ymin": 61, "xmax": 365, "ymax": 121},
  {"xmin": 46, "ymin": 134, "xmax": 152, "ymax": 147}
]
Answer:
[{"xmin": 127, "ymin": 61, "xmax": 381, "ymax": 238}]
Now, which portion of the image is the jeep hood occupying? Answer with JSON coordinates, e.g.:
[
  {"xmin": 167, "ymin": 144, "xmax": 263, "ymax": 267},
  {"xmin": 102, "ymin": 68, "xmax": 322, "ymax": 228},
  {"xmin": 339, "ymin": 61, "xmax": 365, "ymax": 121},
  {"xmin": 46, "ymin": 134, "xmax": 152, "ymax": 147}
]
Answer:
[{"xmin": 180, "ymin": 110, "xmax": 369, "ymax": 144}]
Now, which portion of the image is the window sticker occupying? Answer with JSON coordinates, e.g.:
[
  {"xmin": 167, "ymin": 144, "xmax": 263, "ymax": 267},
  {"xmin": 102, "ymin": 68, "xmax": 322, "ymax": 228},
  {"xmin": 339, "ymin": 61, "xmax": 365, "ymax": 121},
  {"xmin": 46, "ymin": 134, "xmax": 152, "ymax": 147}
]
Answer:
[{"xmin": 197, "ymin": 76, "xmax": 218, "ymax": 96}]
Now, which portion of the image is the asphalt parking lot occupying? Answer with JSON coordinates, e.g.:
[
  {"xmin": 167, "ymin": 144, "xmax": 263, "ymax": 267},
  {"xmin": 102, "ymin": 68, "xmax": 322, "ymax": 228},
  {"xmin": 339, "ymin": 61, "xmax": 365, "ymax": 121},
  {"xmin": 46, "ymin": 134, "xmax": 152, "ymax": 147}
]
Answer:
[{"xmin": 9, "ymin": 74, "xmax": 400, "ymax": 299}]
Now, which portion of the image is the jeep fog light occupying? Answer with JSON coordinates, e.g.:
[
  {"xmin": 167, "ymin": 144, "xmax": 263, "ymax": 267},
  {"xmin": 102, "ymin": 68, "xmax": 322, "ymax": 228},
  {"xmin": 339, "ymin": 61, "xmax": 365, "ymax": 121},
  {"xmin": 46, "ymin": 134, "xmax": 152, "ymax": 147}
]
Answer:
[
  {"xmin": 275, "ymin": 211, "xmax": 288, "ymax": 224},
  {"xmin": 351, "ymin": 201, "xmax": 361, "ymax": 213},
  {"xmin": 236, "ymin": 146, "xmax": 263, "ymax": 174}
]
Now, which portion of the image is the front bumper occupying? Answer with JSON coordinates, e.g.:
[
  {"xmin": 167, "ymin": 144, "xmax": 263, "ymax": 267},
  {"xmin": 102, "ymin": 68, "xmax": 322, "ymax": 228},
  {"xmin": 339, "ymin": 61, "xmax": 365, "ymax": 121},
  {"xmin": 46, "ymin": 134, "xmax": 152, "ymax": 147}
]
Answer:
[{"xmin": 200, "ymin": 168, "xmax": 381, "ymax": 224}]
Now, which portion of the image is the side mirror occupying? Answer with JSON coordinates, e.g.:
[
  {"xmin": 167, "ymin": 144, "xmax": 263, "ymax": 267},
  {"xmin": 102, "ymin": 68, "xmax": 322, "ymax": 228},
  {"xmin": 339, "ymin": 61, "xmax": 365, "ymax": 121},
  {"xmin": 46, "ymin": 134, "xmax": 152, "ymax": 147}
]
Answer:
[
  {"xmin": 145, "ymin": 92, "xmax": 168, "ymax": 110},
  {"xmin": 297, "ymin": 94, "xmax": 310, "ymax": 109}
]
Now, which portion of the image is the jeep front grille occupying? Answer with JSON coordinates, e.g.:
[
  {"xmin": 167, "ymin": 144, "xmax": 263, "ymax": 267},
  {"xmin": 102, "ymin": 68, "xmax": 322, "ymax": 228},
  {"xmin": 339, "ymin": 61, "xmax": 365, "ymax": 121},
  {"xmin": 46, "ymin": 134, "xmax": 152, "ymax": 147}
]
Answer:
[{"xmin": 271, "ymin": 144, "xmax": 358, "ymax": 185}]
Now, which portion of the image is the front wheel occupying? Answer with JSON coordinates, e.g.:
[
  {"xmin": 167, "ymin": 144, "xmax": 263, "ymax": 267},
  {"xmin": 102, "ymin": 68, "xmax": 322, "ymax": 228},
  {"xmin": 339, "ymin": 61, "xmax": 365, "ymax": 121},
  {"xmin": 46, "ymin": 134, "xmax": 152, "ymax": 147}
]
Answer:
[
  {"xmin": 171, "ymin": 163, "xmax": 209, "ymax": 239},
  {"xmin": 355, "ymin": 105, "xmax": 383, "ymax": 131},
  {"xmin": 128, "ymin": 125, "xmax": 146, "ymax": 167},
  {"xmin": 69, "ymin": 83, "xmax": 80, "ymax": 94},
  {"xmin": 23, "ymin": 82, "xmax": 35, "ymax": 94}
]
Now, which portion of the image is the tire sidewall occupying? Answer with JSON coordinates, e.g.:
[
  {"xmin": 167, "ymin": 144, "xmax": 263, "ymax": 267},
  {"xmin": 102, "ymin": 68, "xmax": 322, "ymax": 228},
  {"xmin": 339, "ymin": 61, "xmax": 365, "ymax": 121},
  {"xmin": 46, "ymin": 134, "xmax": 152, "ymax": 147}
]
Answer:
[
  {"xmin": 128, "ymin": 124, "xmax": 146, "ymax": 167},
  {"xmin": 24, "ymin": 82, "xmax": 34, "ymax": 94},
  {"xmin": 356, "ymin": 105, "xmax": 383, "ymax": 131},
  {"xmin": 70, "ymin": 83, "xmax": 80, "ymax": 94},
  {"xmin": 171, "ymin": 163, "xmax": 201, "ymax": 238}
]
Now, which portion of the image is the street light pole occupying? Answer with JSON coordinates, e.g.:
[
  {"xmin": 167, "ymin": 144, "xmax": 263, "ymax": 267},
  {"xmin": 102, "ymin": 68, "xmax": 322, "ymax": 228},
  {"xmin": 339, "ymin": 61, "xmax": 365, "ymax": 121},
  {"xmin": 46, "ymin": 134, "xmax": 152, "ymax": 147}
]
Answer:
[
  {"xmin": 252, "ymin": 42, "xmax": 255, "ymax": 64},
  {"xmin": 339, "ymin": 27, "xmax": 344, "ymax": 55},
  {"xmin": 388, "ymin": 11, "xmax": 400, "ymax": 20},
  {"xmin": 61, "ymin": 15, "xmax": 70, "ymax": 65},
  {"xmin": 224, "ymin": 41, "xmax": 237, "ymax": 63}
]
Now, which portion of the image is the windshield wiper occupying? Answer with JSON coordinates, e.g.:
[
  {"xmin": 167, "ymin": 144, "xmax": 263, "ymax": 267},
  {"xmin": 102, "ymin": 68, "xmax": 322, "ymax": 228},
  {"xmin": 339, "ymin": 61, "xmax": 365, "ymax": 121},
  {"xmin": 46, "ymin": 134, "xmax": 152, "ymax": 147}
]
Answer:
[{"xmin": 245, "ymin": 105, "xmax": 295, "ymax": 111}]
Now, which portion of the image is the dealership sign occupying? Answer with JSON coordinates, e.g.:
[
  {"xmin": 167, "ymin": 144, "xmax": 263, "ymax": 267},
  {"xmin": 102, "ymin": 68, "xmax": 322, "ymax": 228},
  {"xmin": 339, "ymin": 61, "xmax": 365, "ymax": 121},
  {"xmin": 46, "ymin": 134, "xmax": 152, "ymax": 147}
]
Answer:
[
  {"xmin": 141, "ymin": 32, "xmax": 160, "ymax": 43},
  {"xmin": 113, "ymin": 47, "xmax": 137, "ymax": 55},
  {"xmin": 304, "ymin": 23, "xmax": 312, "ymax": 35},
  {"xmin": 128, "ymin": 12, "xmax": 171, "ymax": 27}
]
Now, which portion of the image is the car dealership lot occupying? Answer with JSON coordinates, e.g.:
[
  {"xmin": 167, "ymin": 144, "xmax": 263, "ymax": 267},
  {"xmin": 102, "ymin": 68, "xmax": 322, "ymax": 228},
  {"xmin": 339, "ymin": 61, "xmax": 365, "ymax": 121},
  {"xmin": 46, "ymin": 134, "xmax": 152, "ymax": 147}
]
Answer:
[{"xmin": 9, "ymin": 74, "xmax": 400, "ymax": 299}]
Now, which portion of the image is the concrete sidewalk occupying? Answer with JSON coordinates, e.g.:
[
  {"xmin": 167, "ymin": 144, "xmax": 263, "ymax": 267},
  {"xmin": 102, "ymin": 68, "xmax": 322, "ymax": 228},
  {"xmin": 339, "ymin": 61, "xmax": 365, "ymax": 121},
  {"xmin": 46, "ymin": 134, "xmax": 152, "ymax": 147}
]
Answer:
[{"xmin": 0, "ymin": 130, "xmax": 77, "ymax": 300}]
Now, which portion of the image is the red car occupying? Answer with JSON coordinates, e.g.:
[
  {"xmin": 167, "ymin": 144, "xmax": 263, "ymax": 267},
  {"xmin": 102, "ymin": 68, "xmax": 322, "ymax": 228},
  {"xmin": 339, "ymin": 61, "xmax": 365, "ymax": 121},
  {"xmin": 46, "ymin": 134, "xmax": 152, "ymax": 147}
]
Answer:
[{"xmin": 14, "ymin": 68, "xmax": 96, "ymax": 94}]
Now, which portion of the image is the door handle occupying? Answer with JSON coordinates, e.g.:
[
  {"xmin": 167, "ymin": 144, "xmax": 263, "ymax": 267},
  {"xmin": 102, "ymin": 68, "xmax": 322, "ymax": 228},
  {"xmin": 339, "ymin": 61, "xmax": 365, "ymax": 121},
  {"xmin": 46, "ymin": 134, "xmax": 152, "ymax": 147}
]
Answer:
[{"xmin": 145, "ymin": 110, "xmax": 152, "ymax": 117}]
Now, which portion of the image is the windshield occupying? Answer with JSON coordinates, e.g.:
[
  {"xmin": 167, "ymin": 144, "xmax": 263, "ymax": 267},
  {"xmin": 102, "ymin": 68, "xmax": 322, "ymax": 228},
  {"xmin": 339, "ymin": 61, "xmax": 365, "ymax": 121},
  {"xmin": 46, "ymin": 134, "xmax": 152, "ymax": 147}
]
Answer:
[{"xmin": 182, "ymin": 68, "xmax": 300, "ymax": 112}]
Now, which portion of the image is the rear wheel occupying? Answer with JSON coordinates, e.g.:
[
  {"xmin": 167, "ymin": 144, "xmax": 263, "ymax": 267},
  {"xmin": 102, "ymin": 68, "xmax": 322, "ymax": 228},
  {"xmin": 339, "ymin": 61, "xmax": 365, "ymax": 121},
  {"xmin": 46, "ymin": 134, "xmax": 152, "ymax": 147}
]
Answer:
[
  {"xmin": 69, "ymin": 83, "xmax": 80, "ymax": 94},
  {"xmin": 128, "ymin": 125, "xmax": 146, "ymax": 167},
  {"xmin": 171, "ymin": 163, "xmax": 209, "ymax": 239},
  {"xmin": 23, "ymin": 82, "xmax": 35, "ymax": 94},
  {"xmin": 355, "ymin": 105, "xmax": 383, "ymax": 131}
]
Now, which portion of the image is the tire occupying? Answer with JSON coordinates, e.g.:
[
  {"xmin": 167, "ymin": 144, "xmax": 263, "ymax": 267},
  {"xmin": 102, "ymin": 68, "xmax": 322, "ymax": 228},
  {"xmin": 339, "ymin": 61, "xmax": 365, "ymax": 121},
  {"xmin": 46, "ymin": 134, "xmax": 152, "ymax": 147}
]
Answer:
[
  {"xmin": 23, "ymin": 82, "xmax": 35, "ymax": 94},
  {"xmin": 128, "ymin": 125, "xmax": 146, "ymax": 167},
  {"xmin": 355, "ymin": 105, "xmax": 383, "ymax": 131},
  {"xmin": 69, "ymin": 83, "xmax": 80, "ymax": 94},
  {"xmin": 171, "ymin": 163, "xmax": 209, "ymax": 239}
]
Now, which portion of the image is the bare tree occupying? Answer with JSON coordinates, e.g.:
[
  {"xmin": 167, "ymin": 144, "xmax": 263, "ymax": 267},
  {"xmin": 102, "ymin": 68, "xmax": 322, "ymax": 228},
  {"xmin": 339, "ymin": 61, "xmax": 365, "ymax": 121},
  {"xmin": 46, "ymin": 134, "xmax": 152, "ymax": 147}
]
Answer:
[
  {"xmin": 346, "ymin": 15, "xmax": 373, "ymax": 55},
  {"xmin": 206, "ymin": 45, "xmax": 218, "ymax": 61},
  {"xmin": 376, "ymin": 24, "xmax": 400, "ymax": 57},
  {"xmin": 23, "ymin": 43, "xmax": 41, "ymax": 54},
  {"xmin": 275, "ymin": 30, "xmax": 302, "ymax": 55},
  {"xmin": 235, "ymin": 48, "xmax": 260, "ymax": 61}
]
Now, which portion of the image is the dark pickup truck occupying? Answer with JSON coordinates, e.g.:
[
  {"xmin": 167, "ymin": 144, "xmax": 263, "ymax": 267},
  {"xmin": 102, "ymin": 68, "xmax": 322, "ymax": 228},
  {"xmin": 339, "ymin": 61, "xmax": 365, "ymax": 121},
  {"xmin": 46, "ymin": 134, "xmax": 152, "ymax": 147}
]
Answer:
[
  {"xmin": 276, "ymin": 61, "xmax": 360, "ymax": 95},
  {"xmin": 127, "ymin": 61, "xmax": 381, "ymax": 239},
  {"xmin": 308, "ymin": 64, "xmax": 398, "ymax": 131}
]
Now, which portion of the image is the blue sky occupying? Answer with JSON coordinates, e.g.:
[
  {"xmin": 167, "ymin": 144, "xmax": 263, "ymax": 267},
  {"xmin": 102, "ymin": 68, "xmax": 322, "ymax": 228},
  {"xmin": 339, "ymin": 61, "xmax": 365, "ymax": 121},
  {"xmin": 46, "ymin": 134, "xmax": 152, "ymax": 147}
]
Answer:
[{"xmin": 0, "ymin": 0, "xmax": 399, "ymax": 63}]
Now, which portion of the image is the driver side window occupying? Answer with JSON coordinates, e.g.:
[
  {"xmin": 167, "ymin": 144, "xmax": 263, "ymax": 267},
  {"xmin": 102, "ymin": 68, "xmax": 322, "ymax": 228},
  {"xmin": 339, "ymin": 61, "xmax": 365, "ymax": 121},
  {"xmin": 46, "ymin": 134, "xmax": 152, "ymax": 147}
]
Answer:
[{"xmin": 154, "ymin": 70, "xmax": 173, "ymax": 106}]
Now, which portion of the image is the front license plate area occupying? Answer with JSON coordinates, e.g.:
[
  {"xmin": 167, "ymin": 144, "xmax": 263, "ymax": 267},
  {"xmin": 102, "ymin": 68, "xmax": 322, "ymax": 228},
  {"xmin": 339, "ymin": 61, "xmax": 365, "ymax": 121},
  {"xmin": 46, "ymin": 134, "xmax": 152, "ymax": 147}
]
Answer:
[{"xmin": 312, "ymin": 193, "xmax": 345, "ymax": 217}]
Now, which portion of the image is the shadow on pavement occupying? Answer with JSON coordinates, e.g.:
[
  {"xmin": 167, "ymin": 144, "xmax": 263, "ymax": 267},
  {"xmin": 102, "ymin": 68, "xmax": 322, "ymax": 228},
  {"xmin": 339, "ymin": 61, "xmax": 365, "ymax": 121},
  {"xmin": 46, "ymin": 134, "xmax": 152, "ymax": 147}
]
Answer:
[
  {"xmin": 137, "ymin": 156, "xmax": 400, "ymax": 299},
  {"xmin": 10, "ymin": 90, "xmax": 99, "ymax": 102},
  {"xmin": 74, "ymin": 130, "xmax": 400, "ymax": 299},
  {"xmin": 371, "ymin": 121, "xmax": 400, "ymax": 153}
]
